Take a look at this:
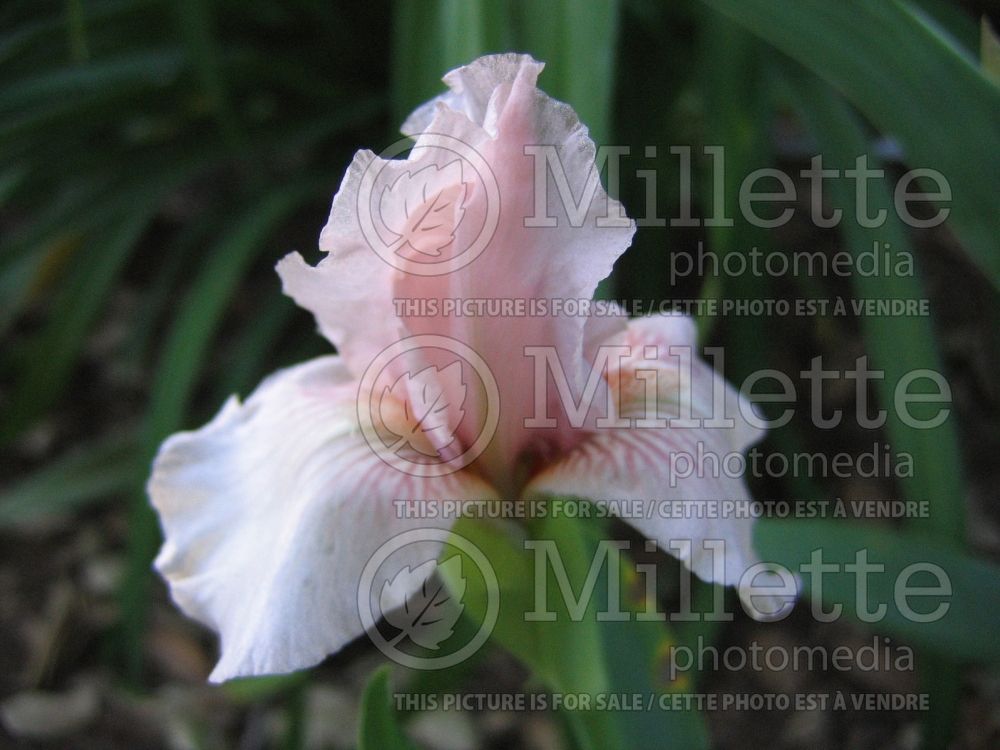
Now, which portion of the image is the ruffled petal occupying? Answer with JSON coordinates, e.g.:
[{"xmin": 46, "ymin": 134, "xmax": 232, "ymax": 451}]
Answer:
[
  {"xmin": 526, "ymin": 314, "xmax": 783, "ymax": 613},
  {"xmin": 149, "ymin": 356, "xmax": 495, "ymax": 681},
  {"xmin": 394, "ymin": 55, "xmax": 635, "ymax": 489},
  {"xmin": 277, "ymin": 148, "xmax": 463, "ymax": 382},
  {"xmin": 402, "ymin": 53, "xmax": 540, "ymax": 138},
  {"xmin": 277, "ymin": 97, "xmax": 495, "ymax": 461}
]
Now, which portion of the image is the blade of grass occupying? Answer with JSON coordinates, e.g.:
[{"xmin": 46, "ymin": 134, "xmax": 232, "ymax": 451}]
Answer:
[
  {"xmin": 0, "ymin": 49, "xmax": 185, "ymax": 112},
  {"xmin": 358, "ymin": 667, "xmax": 419, "ymax": 750},
  {"xmin": 0, "ymin": 429, "xmax": 138, "ymax": 527},
  {"xmin": 756, "ymin": 518, "xmax": 1000, "ymax": 664},
  {"xmin": 2, "ymin": 209, "xmax": 155, "ymax": 444},
  {"xmin": 174, "ymin": 0, "xmax": 248, "ymax": 158},
  {"xmin": 696, "ymin": 0, "xmax": 1000, "ymax": 286},
  {"xmin": 391, "ymin": 0, "xmax": 512, "ymax": 126},
  {"xmin": 515, "ymin": 0, "xmax": 621, "ymax": 144},
  {"xmin": 447, "ymin": 513, "xmax": 710, "ymax": 750},
  {"xmin": 776, "ymin": 63, "xmax": 966, "ymax": 749}
]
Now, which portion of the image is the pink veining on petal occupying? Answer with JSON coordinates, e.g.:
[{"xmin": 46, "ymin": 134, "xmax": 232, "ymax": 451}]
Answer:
[{"xmin": 526, "ymin": 313, "xmax": 767, "ymax": 591}]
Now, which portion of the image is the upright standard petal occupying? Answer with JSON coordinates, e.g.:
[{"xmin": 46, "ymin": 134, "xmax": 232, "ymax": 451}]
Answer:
[
  {"xmin": 277, "ymin": 95, "xmax": 491, "ymax": 454},
  {"xmin": 526, "ymin": 314, "xmax": 776, "ymax": 606},
  {"xmin": 149, "ymin": 356, "xmax": 494, "ymax": 681},
  {"xmin": 395, "ymin": 55, "xmax": 635, "ymax": 490}
]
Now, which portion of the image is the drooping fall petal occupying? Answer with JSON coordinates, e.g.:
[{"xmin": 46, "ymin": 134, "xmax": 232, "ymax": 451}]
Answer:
[
  {"xmin": 526, "ymin": 314, "xmax": 781, "ymax": 611},
  {"xmin": 149, "ymin": 356, "xmax": 494, "ymax": 681}
]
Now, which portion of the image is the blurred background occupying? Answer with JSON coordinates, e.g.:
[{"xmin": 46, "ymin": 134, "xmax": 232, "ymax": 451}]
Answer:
[{"xmin": 1, "ymin": 0, "xmax": 999, "ymax": 748}]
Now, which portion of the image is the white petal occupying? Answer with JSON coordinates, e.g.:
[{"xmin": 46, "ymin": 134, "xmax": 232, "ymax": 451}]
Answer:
[
  {"xmin": 401, "ymin": 54, "xmax": 544, "ymax": 138},
  {"xmin": 278, "ymin": 107, "xmax": 486, "ymax": 383},
  {"xmin": 526, "ymin": 314, "xmax": 772, "ymax": 602},
  {"xmin": 276, "ymin": 249, "xmax": 406, "ymax": 382},
  {"xmin": 149, "ymin": 356, "xmax": 495, "ymax": 681}
]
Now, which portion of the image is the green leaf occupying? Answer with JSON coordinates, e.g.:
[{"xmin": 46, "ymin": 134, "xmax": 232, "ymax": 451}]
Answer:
[
  {"xmin": 0, "ymin": 0, "xmax": 158, "ymax": 69},
  {"xmin": 141, "ymin": 185, "xmax": 315, "ymax": 444},
  {"xmin": 65, "ymin": 0, "xmax": 90, "ymax": 63},
  {"xmin": 222, "ymin": 671, "xmax": 310, "ymax": 705},
  {"xmin": 0, "ymin": 150, "xmax": 220, "ymax": 284},
  {"xmin": 174, "ymin": 0, "xmax": 246, "ymax": 156},
  {"xmin": 515, "ymin": 0, "xmax": 622, "ymax": 144},
  {"xmin": 775, "ymin": 62, "xmax": 968, "ymax": 750},
  {"xmin": 445, "ymin": 512, "xmax": 709, "ymax": 750},
  {"xmin": 0, "ymin": 241, "xmax": 45, "ymax": 336},
  {"xmin": 0, "ymin": 49, "xmax": 184, "ymax": 111},
  {"xmin": 212, "ymin": 291, "xmax": 297, "ymax": 403},
  {"xmin": 1, "ymin": 209, "xmax": 154, "ymax": 444},
  {"xmin": 909, "ymin": 0, "xmax": 979, "ymax": 55},
  {"xmin": 0, "ymin": 429, "xmax": 138, "ymax": 527},
  {"xmin": 983, "ymin": 18, "xmax": 1000, "ymax": 85},
  {"xmin": 694, "ymin": 11, "xmax": 775, "ymax": 350},
  {"xmin": 120, "ymin": 206, "xmax": 224, "ymax": 368},
  {"xmin": 775, "ymin": 62, "xmax": 965, "ymax": 547},
  {"xmin": 358, "ymin": 667, "xmax": 419, "ymax": 750},
  {"xmin": 391, "ymin": 0, "xmax": 622, "ymax": 144},
  {"xmin": 696, "ymin": 0, "xmax": 1000, "ymax": 286},
  {"xmin": 391, "ymin": 0, "xmax": 512, "ymax": 126},
  {"xmin": 755, "ymin": 518, "xmax": 1000, "ymax": 664}
]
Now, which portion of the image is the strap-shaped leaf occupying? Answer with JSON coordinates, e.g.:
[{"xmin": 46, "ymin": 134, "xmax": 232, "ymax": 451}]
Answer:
[
  {"xmin": 445, "ymin": 512, "xmax": 710, "ymax": 750},
  {"xmin": 698, "ymin": 0, "xmax": 1000, "ymax": 286},
  {"xmin": 756, "ymin": 518, "xmax": 1000, "ymax": 664},
  {"xmin": 359, "ymin": 667, "xmax": 420, "ymax": 750}
]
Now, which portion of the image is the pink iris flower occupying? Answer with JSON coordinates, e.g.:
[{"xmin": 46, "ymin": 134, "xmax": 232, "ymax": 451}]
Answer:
[{"xmin": 149, "ymin": 54, "xmax": 774, "ymax": 682}]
